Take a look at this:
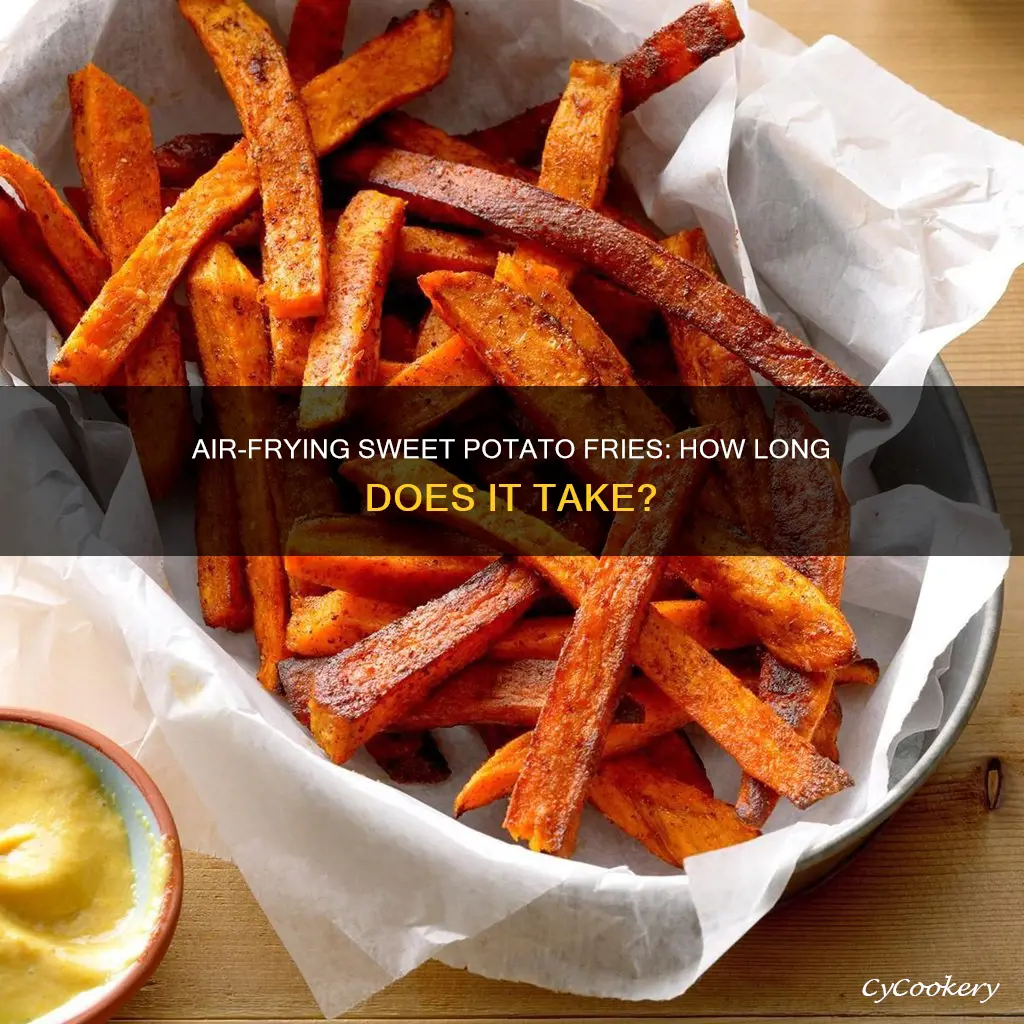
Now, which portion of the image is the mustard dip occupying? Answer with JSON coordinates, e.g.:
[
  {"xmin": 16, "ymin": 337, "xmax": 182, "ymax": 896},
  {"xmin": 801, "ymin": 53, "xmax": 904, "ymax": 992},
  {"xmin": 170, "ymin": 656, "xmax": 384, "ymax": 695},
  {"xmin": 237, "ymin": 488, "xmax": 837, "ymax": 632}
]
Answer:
[{"xmin": 0, "ymin": 725, "xmax": 167, "ymax": 1024}]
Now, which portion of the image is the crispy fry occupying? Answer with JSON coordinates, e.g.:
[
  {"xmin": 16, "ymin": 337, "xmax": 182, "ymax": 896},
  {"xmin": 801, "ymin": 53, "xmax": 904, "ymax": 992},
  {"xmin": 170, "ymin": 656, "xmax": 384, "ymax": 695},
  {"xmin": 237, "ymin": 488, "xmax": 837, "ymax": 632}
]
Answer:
[
  {"xmin": 69, "ymin": 64, "xmax": 191, "ymax": 498},
  {"xmin": 0, "ymin": 191, "xmax": 85, "ymax": 337},
  {"xmin": 155, "ymin": 132, "xmax": 239, "ymax": 187},
  {"xmin": 505, "ymin": 436, "xmax": 707, "ymax": 856},
  {"xmin": 268, "ymin": 311, "xmax": 314, "ymax": 389},
  {"xmin": 735, "ymin": 397, "xmax": 852, "ymax": 827},
  {"xmin": 412, "ymin": 311, "xmax": 454, "ymax": 358},
  {"xmin": 286, "ymin": 589, "xmax": 409, "ymax": 657},
  {"xmin": 394, "ymin": 226, "xmax": 502, "ymax": 280},
  {"xmin": 299, "ymin": 191, "xmax": 406, "ymax": 428},
  {"xmin": 592, "ymin": 758, "xmax": 758, "ymax": 866},
  {"xmin": 339, "ymin": 149, "xmax": 886, "ymax": 418},
  {"xmin": 836, "ymin": 658, "xmax": 880, "ymax": 687},
  {"xmin": 285, "ymin": 559, "xmax": 542, "ymax": 762},
  {"xmin": 812, "ymin": 695, "xmax": 842, "ymax": 764},
  {"xmin": 364, "ymin": 730, "xmax": 450, "ymax": 784},
  {"xmin": 0, "ymin": 145, "xmax": 109, "ymax": 303},
  {"xmin": 641, "ymin": 731, "xmax": 713, "ymax": 794},
  {"xmin": 180, "ymin": 0, "xmax": 327, "ymax": 318},
  {"xmin": 196, "ymin": 456, "xmax": 252, "ymax": 632},
  {"xmin": 51, "ymin": 3, "xmax": 454, "ymax": 386},
  {"xmin": 464, "ymin": 1, "xmax": 743, "ymax": 164},
  {"xmin": 188, "ymin": 243, "xmax": 287, "ymax": 689},
  {"xmin": 675, "ymin": 513, "xmax": 856, "ymax": 672},
  {"xmin": 663, "ymin": 229, "xmax": 772, "ymax": 545},
  {"xmin": 287, "ymin": 0, "xmax": 351, "ymax": 88}
]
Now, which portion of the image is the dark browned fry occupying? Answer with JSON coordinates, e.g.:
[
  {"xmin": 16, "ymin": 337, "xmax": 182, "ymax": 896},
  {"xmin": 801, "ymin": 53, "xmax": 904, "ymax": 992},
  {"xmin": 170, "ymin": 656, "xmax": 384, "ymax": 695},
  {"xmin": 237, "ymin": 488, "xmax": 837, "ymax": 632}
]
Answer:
[
  {"xmin": 288, "ymin": 558, "xmax": 543, "ymax": 763},
  {"xmin": 155, "ymin": 133, "xmax": 239, "ymax": 187},
  {"xmin": 287, "ymin": 0, "xmax": 351, "ymax": 88},
  {"xmin": 339, "ymin": 150, "xmax": 886, "ymax": 419},
  {"xmin": 463, "ymin": 0, "xmax": 744, "ymax": 165},
  {"xmin": 364, "ymin": 731, "xmax": 450, "ymax": 784}
]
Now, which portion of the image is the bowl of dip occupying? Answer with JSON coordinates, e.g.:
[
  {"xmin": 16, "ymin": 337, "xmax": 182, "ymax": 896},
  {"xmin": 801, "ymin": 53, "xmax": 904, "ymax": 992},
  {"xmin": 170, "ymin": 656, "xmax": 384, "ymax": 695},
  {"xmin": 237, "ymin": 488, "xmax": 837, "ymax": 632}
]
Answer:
[{"xmin": 0, "ymin": 709, "xmax": 183, "ymax": 1024}]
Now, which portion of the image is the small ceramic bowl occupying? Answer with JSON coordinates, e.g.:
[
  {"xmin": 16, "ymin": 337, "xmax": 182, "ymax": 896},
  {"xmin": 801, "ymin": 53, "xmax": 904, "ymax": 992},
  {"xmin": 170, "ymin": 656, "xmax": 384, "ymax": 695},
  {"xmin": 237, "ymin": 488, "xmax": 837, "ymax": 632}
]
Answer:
[{"xmin": 0, "ymin": 708, "xmax": 184, "ymax": 1024}]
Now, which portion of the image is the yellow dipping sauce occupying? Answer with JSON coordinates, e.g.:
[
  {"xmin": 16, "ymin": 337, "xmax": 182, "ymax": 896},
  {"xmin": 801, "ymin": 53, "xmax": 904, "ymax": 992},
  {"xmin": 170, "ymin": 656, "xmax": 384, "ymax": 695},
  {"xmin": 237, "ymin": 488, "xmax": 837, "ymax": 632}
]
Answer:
[{"xmin": 0, "ymin": 725, "xmax": 167, "ymax": 1024}]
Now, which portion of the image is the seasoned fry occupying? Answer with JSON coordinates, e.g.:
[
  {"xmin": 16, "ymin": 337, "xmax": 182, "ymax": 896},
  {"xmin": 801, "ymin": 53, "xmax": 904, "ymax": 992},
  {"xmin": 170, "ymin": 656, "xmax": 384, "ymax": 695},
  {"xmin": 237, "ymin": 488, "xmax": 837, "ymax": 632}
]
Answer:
[
  {"xmin": 299, "ymin": 191, "xmax": 406, "ymax": 428},
  {"xmin": 676, "ymin": 513, "xmax": 856, "ymax": 673},
  {"xmin": 735, "ymin": 397, "xmax": 852, "ymax": 827},
  {"xmin": 285, "ymin": 559, "xmax": 542, "ymax": 762},
  {"xmin": 464, "ymin": 0, "xmax": 743, "ymax": 164},
  {"xmin": 505, "ymin": 436, "xmax": 708, "ymax": 856},
  {"xmin": 0, "ymin": 145, "xmax": 109, "ymax": 303},
  {"xmin": 287, "ymin": 0, "xmax": 351, "ymax": 88},
  {"xmin": 69, "ymin": 64, "xmax": 191, "ymax": 498},
  {"xmin": 268, "ymin": 311, "xmax": 314, "ymax": 389},
  {"xmin": 836, "ymin": 658, "xmax": 880, "ymax": 687},
  {"xmin": 394, "ymin": 226, "xmax": 502, "ymax": 280},
  {"xmin": 642, "ymin": 731, "xmax": 713, "ymax": 794},
  {"xmin": 663, "ymin": 229, "xmax": 772, "ymax": 545},
  {"xmin": 365, "ymin": 730, "xmax": 450, "ymax": 784},
  {"xmin": 188, "ymin": 243, "xmax": 287, "ymax": 689},
  {"xmin": 196, "ymin": 456, "xmax": 252, "ymax": 633},
  {"xmin": 286, "ymin": 590, "xmax": 409, "ymax": 657},
  {"xmin": 51, "ymin": 3, "xmax": 455, "ymax": 386},
  {"xmin": 0, "ymin": 191, "xmax": 85, "ymax": 337},
  {"xmin": 339, "ymin": 149, "xmax": 886, "ymax": 419},
  {"xmin": 592, "ymin": 757, "xmax": 758, "ymax": 866},
  {"xmin": 155, "ymin": 132, "xmax": 238, "ymax": 187},
  {"xmin": 179, "ymin": 0, "xmax": 327, "ymax": 318}
]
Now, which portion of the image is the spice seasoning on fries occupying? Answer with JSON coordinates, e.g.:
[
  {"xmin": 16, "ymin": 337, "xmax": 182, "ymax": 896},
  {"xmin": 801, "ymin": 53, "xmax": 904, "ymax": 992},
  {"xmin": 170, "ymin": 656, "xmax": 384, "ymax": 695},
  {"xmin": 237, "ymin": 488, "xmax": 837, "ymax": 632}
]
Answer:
[{"xmin": 0, "ymin": 0, "xmax": 890, "ymax": 869}]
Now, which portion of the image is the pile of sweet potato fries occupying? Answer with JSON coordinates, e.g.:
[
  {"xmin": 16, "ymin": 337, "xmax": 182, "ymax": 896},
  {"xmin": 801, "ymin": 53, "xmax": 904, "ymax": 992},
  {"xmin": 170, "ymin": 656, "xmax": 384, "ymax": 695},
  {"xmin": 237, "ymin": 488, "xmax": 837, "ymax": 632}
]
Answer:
[{"xmin": 0, "ymin": 0, "xmax": 885, "ymax": 866}]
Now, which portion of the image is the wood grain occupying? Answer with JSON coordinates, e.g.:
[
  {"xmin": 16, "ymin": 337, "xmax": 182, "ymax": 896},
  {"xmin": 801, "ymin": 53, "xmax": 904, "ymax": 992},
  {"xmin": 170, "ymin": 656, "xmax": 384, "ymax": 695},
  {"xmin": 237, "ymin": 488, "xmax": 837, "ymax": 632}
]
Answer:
[{"xmin": 116, "ymin": 0, "xmax": 1023, "ymax": 1020}]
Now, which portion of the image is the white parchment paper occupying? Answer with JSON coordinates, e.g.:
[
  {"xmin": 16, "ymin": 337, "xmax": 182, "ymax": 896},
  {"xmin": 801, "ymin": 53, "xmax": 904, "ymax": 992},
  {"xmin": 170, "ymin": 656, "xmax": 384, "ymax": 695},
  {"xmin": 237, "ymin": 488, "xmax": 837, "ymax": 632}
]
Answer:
[{"xmin": 0, "ymin": 0, "xmax": 1021, "ymax": 1011}]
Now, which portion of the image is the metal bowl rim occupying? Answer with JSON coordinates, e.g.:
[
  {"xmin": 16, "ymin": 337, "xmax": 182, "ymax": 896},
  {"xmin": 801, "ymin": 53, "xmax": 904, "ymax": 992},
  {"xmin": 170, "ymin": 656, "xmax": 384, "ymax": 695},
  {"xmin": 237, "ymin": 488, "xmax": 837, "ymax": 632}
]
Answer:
[{"xmin": 795, "ymin": 363, "xmax": 1003, "ymax": 873}]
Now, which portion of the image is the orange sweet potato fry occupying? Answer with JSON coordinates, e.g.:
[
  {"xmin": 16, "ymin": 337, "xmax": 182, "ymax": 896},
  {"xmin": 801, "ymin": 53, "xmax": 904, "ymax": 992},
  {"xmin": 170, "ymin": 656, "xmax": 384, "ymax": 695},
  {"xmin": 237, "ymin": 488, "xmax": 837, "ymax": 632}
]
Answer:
[
  {"xmin": 69, "ymin": 64, "xmax": 192, "ymax": 498},
  {"xmin": 592, "ymin": 757, "xmax": 758, "ymax": 866},
  {"xmin": 338, "ymin": 149, "xmax": 886, "ymax": 419},
  {"xmin": 284, "ymin": 558, "xmax": 543, "ymax": 762},
  {"xmin": 377, "ymin": 358, "xmax": 409, "ymax": 384},
  {"xmin": 836, "ymin": 658, "xmax": 880, "ymax": 687},
  {"xmin": 394, "ymin": 226, "xmax": 502, "ymax": 280},
  {"xmin": 464, "ymin": 1, "xmax": 743, "ymax": 165},
  {"xmin": 299, "ymin": 190, "xmax": 406, "ymax": 428},
  {"xmin": 287, "ymin": 0, "xmax": 351, "ymax": 88},
  {"xmin": 188, "ymin": 243, "xmax": 287, "ymax": 689},
  {"xmin": 286, "ymin": 589, "xmax": 409, "ymax": 656},
  {"xmin": 412, "ymin": 311, "xmax": 455, "ymax": 358},
  {"xmin": 663, "ymin": 229, "xmax": 772, "ymax": 545},
  {"xmin": 195, "ymin": 455, "xmax": 253, "ymax": 633},
  {"xmin": 0, "ymin": 145, "xmax": 109, "ymax": 303},
  {"xmin": 675, "ymin": 513, "xmax": 856, "ymax": 673},
  {"xmin": 51, "ymin": 3, "xmax": 454, "ymax": 387},
  {"xmin": 179, "ymin": 0, "xmax": 328, "ymax": 319},
  {"xmin": 735, "ymin": 398, "xmax": 853, "ymax": 826},
  {"xmin": 0, "ymin": 191, "xmax": 85, "ymax": 337}
]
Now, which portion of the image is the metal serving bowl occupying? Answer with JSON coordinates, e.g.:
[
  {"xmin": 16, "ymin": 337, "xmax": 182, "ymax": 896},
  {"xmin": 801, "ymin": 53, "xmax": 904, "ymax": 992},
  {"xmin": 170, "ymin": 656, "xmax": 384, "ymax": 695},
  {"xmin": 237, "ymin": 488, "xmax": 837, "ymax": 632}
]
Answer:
[{"xmin": 787, "ymin": 363, "xmax": 1002, "ymax": 892}]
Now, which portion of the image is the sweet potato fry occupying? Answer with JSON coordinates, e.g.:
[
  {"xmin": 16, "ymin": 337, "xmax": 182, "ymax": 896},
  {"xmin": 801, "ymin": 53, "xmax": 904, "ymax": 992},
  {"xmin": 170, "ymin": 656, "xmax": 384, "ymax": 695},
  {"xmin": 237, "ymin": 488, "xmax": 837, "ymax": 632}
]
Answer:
[
  {"xmin": 286, "ymin": 589, "xmax": 409, "ymax": 656},
  {"xmin": 268, "ymin": 311, "xmax": 314, "ymax": 389},
  {"xmin": 395, "ymin": 226, "xmax": 502, "ymax": 280},
  {"xmin": 836, "ymin": 658, "xmax": 880, "ymax": 687},
  {"xmin": 663, "ymin": 229, "xmax": 772, "ymax": 545},
  {"xmin": 155, "ymin": 133, "xmax": 239, "ymax": 187},
  {"xmin": 0, "ymin": 145, "xmax": 109, "ymax": 303},
  {"xmin": 0, "ymin": 191, "xmax": 85, "ymax": 337},
  {"xmin": 592, "ymin": 757, "xmax": 758, "ymax": 866},
  {"xmin": 179, "ymin": 0, "xmax": 328, "ymax": 318},
  {"xmin": 287, "ymin": 0, "xmax": 351, "ymax": 88},
  {"xmin": 377, "ymin": 358, "xmax": 409, "ymax": 384},
  {"xmin": 285, "ymin": 558, "xmax": 542, "ymax": 762},
  {"xmin": 299, "ymin": 191, "xmax": 406, "ymax": 428},
  {"xmin": 735, "ymin": 397, "xmax": 852, "ymax": 826},
  {"xmin": 51, "ymin": 3, "xmax": 454, "ymax": 386},
  {"xmin": 504, "ymin": 437, "xmax": 707, "ymax": 856},
  {"xmin": 571, "ymin": 274, "xmax": 657, "ymax": 352},
  {"xmin": 464, "ymin": 1, "xmax": 743, "ymax": 164},
  {"xmin": 364, "ymin": 730, "xmax": 450, "ymax": 784},
  {"xmin": 188, "ymin": 243, "xmax": 287, "ymax": 689},
  {"xmin": 338, "ymin": 149, "xmax": 886, "ymax": 418},
  {"xmin": 195, "ymin": 456, "xmax": 252, "ymax": 632},
  {"xmin": 641, "ymin": 731, "xmax": 714, "ymax": 794},
  {"xmin": 676, "ymin": 513, "xmax": 856, "ymax": 673},
  {"xmin": 69, "ymin": 64, "xmax": 191, "ymax": 498},
  {"xmin": 812, "ymin": 695, "xmax": 842, "ymax": 764}
]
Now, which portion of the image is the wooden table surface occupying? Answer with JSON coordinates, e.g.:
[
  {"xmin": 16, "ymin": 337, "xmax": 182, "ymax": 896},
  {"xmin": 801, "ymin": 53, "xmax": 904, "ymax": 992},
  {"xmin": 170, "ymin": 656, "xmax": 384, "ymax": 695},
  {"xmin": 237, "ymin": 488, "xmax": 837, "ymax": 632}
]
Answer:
[{"xmin": 116, "ymin": 2, "xmax": 1024, "ymax": 1022}]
